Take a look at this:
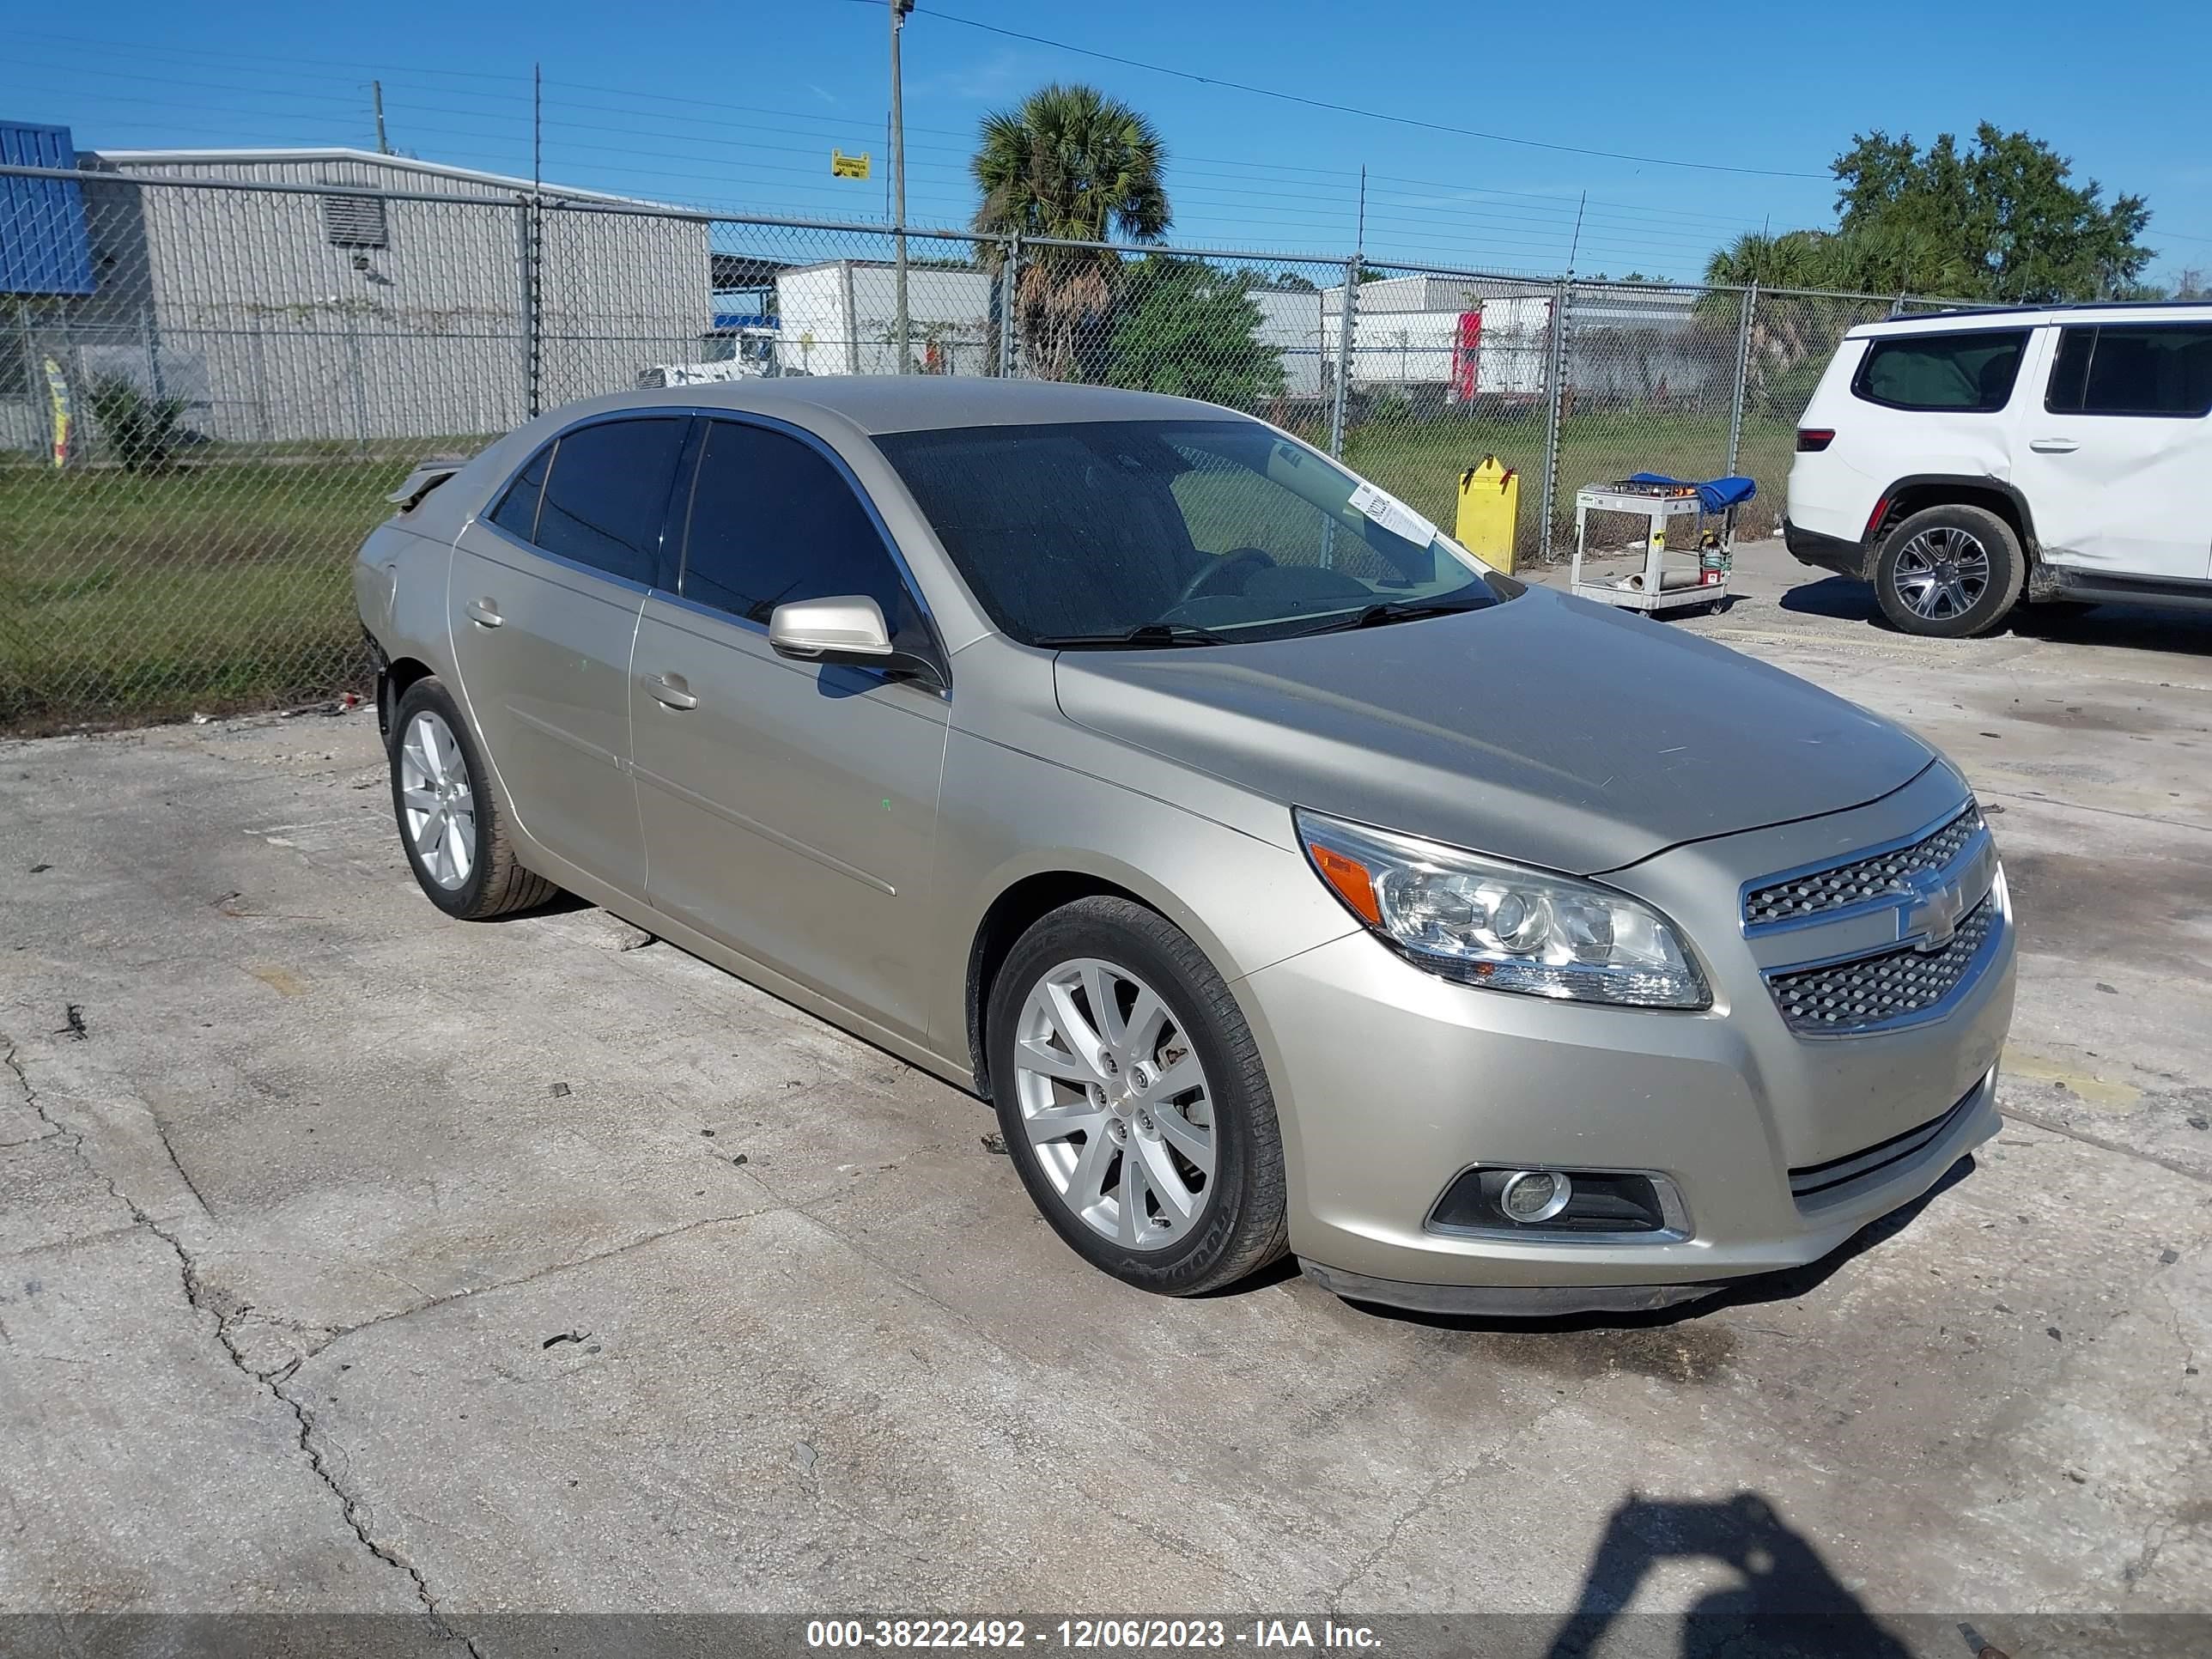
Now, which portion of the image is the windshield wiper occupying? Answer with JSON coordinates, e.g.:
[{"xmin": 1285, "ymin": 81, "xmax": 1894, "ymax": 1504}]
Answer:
[
  {"xmin": 1032, "ymin": 622, "xmax": 1229, "ymax": 650},
  {"xmin": 1284, "ymin": 598, "xmax": 1488, "ymax": 638}
]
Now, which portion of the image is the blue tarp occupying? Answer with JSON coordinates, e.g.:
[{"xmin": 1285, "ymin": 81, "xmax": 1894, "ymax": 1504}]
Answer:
[{"xmin": 1626, "ymin": 472, "xmax": 1758, "ymax": 514}]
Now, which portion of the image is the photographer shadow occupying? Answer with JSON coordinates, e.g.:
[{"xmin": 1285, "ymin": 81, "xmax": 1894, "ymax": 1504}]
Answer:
[{"xmin": 1545, "ymin": 1492, "xmax": 1912, "ymax": 1659}]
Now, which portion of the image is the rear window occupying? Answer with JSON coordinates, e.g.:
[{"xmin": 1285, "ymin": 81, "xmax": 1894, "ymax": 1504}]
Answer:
[
  {"xmin": 532, "ymin": 417, "xmax": 688, "ymax": 585},
  {"xmin": 2045, "ymin": 325, "xmax": 2212, "ymax": 417},
  {"xmin": 1852, "ymin": 330, "xmax": 2029, "ymax": 412}
]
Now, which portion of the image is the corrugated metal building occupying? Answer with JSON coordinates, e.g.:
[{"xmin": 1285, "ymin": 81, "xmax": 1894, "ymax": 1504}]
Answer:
[{"xmin": 5, "ymin": 145, "xmax": 712, "ymax": 448}]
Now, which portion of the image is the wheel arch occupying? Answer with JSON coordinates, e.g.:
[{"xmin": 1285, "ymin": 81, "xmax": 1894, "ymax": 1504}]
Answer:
[
  {"xmin": 964, "ymin": 869, "xmax": 1157, "ymax": 1096},
  {"xmin": 377, "ymin": 653, "xmax": 438, "ymax": 742},
  {"xmin": 1870, "ymin": 475, "xmax": 2039, "ymax": 563}
]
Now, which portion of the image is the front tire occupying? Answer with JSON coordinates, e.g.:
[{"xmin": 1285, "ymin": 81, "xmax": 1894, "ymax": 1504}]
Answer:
[
  {"xmin": 1873, "ymin": 504, "xmax": 2024, "ymax": 638},
  {"xmin": 987, "ymin": 896, "xmax": 1288, "ymax": 1296},
  {"xmin": 388, "ymin": 677, "xmax": 556, "ymax": 920}
]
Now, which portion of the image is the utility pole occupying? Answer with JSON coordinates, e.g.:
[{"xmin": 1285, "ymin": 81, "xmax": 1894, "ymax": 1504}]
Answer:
[
  {"xmin": 890, "ymin": 0, "xmax": 914, "ymax": 374},
  {"xmin": 372, "ymin": 81, "xmax": 390, "ymax": 155}
]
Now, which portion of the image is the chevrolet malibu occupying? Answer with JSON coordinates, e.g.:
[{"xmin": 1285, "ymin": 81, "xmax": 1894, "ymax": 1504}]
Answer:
[{"xmin": 356, "ymin": 379, "xmax": 2014, "ymax": 1316}]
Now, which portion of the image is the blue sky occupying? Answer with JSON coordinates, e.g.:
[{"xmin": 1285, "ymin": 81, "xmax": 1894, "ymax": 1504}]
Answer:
[{"xmin": 5, "ymin": 0, "xmax": 2206, "ymax": 287}]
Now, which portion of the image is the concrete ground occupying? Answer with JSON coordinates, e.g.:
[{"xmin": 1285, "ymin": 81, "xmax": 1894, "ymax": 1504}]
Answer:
[{"xmin": 3, "ymin": 540, "xmax": 2208, "ymax": 1650}]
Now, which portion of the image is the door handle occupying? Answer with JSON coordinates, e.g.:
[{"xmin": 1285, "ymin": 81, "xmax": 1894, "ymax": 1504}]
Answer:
[
  {"xmin": 465, "ymin": 598, "xmax": 503, "ymax": 627},
  {"xmin": 643, "ymin": 672, "xmax": 698, "ymax": 711},
  {"xmin": 2028, "ymin": 437, "xmax": 2080, "ymax": 453}
]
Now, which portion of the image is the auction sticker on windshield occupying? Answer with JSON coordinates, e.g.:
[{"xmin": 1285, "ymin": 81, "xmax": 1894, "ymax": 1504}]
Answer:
[{"xmin": 1346, "ymin": 480, "xmax": 1436, "ymax": 546}]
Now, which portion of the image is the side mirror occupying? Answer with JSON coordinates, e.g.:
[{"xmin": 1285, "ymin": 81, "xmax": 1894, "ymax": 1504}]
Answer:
[{"xmin": 768, "ymin": 595, "xmax": 944, "ymax": 686}]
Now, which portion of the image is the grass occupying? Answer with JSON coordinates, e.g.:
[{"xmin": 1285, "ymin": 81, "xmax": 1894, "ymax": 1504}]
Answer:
[{"xmin": 0, "ymin": 455, "xmax": 406, "ymax": 732}]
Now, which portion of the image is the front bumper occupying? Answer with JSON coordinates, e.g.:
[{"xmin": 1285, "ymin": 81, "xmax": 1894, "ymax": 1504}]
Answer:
[{"xmin": 1238, "ymin": 769, "xmax": 2014, "ymax": 1313}]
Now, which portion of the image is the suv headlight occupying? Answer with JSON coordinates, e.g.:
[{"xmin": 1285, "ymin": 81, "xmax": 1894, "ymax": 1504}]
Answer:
[{"xmin": 1294, "ymin": 809, "xmax": 1710, "ymax": 1009}]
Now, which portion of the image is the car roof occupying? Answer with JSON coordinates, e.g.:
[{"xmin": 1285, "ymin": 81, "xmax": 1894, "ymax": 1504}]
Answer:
[
  {"xmin": 538, "ymin": 376, "xmax": 1247, "ymax": 437},
  {"xmin": 1849, "ymin": 299, "xmax": 2212, "ymax": 338}
]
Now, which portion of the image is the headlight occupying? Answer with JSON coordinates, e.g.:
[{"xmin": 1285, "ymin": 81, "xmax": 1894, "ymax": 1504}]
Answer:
[{"xmin": 1294, "ymin": 809, "xmax": 1711, "ymax": 1009}]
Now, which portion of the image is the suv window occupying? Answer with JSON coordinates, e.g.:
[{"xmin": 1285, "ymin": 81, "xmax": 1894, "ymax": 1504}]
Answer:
[
  {"xmin": 2046, "ymin": 325, "xmax": 2212, "ymax": 417},
  {"xmin": 678, "ymin": 420, "xmax": 926, "ymax": 646},
  {"xmin": 487, "ymin": 443, "xmax": 550, "ymax": 541},
  {"xmin": 532, "ymin": 417, "xmax": 687, "ymax": 584},
  {"xmin": 1853, "ymin": 330, "xmax": 2029, "ymax": 412}
]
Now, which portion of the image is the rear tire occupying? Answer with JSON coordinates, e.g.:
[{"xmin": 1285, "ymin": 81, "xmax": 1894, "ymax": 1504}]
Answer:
[
  {"xmin": 1873, "ymin": 504, "xmax": 2024, "ymax": 638},
  {"xmin": 987, "ymin": 896, "xmax": 1288, "ymax": 1296},
  {"xmin": 388, "ymin": 677, "xmax": 557, "ymax": 920}
]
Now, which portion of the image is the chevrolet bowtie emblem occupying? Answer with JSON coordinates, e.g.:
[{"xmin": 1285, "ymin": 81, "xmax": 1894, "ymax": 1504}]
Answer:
[{"xmin": 1901, "ymin": 867, "xmax": 1965, "ymax": 951}]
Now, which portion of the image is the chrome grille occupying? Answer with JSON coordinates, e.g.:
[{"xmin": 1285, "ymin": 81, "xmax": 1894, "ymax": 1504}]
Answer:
[
  {"xmin": 1744, "ymin": 806, "xmax": 1983, "ymax": 928},
  {"xmin": 1767, "ymin": 898, "xmax": 1996, "ymax": 1035}
]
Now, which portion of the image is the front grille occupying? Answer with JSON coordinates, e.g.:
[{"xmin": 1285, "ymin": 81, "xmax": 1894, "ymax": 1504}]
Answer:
[
  {"xmin": 1767, "ymin": 897, "xmax": 1996, "ymax": 1035},
  {"xmin": 1744, "ymin": 805, "xmax": 1983, "ymax": 927},
  {"xmin": 1788, "ymin": 1086, "xmax": 1976, "ymax": 1201}
]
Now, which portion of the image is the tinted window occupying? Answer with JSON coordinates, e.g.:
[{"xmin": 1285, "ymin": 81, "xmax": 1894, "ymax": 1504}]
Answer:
[
  {"xmin": 2047, "ymin": 325, "xmax": 2212, "ymax": 417},
  {"xmin": 679, "ymin": 421, "xmax": 923, "ymax": 644},
  {"xmin": 876, "ymin": 419, "xmax": 1495, "ymax": 646},
  {"xmin": 532, "ymin": 417, "xmax": 687, "ymax": 584},
  {"xmin": 1854, "ymin": 331, "xmax": 2029, "ymax": 411},
  {"xmin": 488, "ymin": 443, "xmax": 550, "ymax": 541}
]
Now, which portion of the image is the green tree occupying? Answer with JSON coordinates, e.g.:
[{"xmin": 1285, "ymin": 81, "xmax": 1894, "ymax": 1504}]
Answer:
[
  {"xmin": 970, "ymin": 82, "xmax": 1170, "ymax": 380},
  {"xmin": 1107, "ymin": 257, "xmax": 1286, "ymax": 409},
  {"xmin": 1830, "ymin": 125, "xmax": 2150, "ymax": 300},
  {"xmin": 1704, "ymin": 127, "xmax": 2154, "ymax": 304}
]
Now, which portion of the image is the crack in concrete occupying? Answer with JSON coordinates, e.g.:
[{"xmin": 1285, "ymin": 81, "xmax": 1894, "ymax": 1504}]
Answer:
[
  {"xmin": 1996, "ymin": 1104, "xmax": 2212, "ymax": 1186},
  {"xmin": 1323, "ymin": 1444, "xmax": 1510, "ymax": 1613},
  {"xmin": 295, "ymin": 1204, "xmax": 781, "ymax": 1363},
  {"xmin": 3, "ymin": 1037, "xmax": 478, "ymax": 1654}
]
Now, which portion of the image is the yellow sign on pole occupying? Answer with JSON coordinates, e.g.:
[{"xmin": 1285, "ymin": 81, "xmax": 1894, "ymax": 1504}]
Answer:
[
  {"xmin": 1455, "ymin": 456, "xmax": 1520, "ymax": 574},
  {"xmin": 831, "ymin": 149, "xmax": 872, "ymax": 179}
]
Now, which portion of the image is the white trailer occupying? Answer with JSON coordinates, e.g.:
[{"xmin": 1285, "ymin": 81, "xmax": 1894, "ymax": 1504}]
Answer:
[
  {"xmin": 774, "ymin": 260, "xmax": 994, "ymax": 377},
  {"xmin": 1320, "ymin": 277, "xmax": 1553, "ymax": 397}
]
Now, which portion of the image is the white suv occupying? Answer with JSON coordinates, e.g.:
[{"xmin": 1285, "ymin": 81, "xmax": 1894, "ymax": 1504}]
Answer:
[{"xmin": 1784, "ymin": 303, "xmax": 2212, "ymax": 637}]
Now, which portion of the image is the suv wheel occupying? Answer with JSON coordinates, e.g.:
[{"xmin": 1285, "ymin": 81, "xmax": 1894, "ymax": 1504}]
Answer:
[
  {"xmin": 1873, "ymin": 504, "xmax": 2025, "ymax": 638},
  {"xmin": 987, "ymin": 896, "xmax": 1288, "ymax": 1296},
  {"xmin": 388, "ymin": 677, "xmax": 558, "ymax": 919}
]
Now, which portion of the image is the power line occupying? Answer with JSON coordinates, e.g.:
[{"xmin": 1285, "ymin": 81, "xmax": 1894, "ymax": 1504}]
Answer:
[{"xmin": 850, "ymin": 0, "xmax": 1826, "ymax": 180}]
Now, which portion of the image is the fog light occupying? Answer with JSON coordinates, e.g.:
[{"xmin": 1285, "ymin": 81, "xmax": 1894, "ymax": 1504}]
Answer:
[{"xmin": 1499, "ymin": 1169, "xmax": 1572, "ymax": 1224}]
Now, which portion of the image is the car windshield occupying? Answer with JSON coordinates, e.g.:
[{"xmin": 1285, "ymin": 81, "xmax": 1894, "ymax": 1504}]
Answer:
[{"xmin": 872, "ymin": 418, "xmax": 1505, "ymax": 647}]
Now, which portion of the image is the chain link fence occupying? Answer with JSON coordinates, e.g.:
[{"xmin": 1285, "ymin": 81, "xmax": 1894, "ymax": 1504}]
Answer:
[{"xmin": 2, "ymin": 161, "xmax": 1959, "ymax": 732}]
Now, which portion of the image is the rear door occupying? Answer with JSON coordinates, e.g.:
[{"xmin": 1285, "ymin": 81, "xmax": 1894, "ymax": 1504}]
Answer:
[
  {"xmin": 448, "ymin": 415, "xmax": 689, "ymax": 896},
  {"xmin": 630, "ymin": 416, "xmax": 950, "ymax": 1041},
  {"xmin": 2014, "ymin": 320, "xmax": 2212, "ymax": 581},
  {"xmin": 1843, "ymin": 325, "xmax": 2040, "ymax": 501}
]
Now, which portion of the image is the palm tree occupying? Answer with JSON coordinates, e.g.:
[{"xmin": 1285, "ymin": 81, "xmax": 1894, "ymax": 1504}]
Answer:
[
  {"xmin": 1699, "ymin": 229, "xmax": 1869, "ymax": 393},
  {"xmin": 971, "ymin": 83, "xmax": 1170, "ymax": 380}
]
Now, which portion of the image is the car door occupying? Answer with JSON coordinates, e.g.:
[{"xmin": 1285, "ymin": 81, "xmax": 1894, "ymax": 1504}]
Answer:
[
  {"xmin": 630, "ymin": 415, "xmax": 951, "ymax": 1042},
  {"xmin": 2014, "ymin": 320, "xmax": 2212, "ymax": 582},
  {"xmin": 448, "ymin": 414, "xmax": 689, "ymax": 896}
]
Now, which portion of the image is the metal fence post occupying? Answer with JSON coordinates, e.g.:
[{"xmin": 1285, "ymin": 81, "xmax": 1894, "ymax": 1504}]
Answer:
[
  {"xmin": 1537, "ymin": 278, "xmax": 1573, "ymax": 560},
  {"xmin": 1725, "ymin": 281, "xmax": 1757, "ymax": 477},
  {"xmin": 249, "ymin": 325, "xmax": 271, "ymax": 444},
  {"xmin": 139, "ymin": 306, "xmax": 165, "ymax": 402},
  {"xmin": 514, "ymin": 200, "xmax": 539, "ymax": 422},
  {"xmin": 998, "ymin": 234, "xmax": 1019, "ymax": 379},
  {"xmin": 1326, "ymin": 255, "xmax": 1358, "ymax": 459},
  {"xmin": 520, "ymin": 194, "xmax": 544, "ymax": 420},
  {"xmin": 342, "ymin": 303, "xmax": 371, "ymax": 457}
]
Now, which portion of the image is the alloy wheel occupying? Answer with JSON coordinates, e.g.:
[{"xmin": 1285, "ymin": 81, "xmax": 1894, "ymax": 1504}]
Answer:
[
  {"xmin": 1893, "ymin": 527, "xmax": 1991, "ymax": 622},
  {"xmin": 1011, "ymin": 957, "xmax": 1216, "ymax": 1251},
  {"xmin": 397, "ymin": 709, "xmax": 477, "ymax": 890}
]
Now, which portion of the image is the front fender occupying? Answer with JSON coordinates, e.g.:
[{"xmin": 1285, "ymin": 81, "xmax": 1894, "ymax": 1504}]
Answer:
[{"xmin": 924, "ymin": 726, "xmax": 1358, "ymax": 1084}]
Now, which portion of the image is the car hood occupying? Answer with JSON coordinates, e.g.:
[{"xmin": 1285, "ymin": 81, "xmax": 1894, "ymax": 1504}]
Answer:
[{"xmin": 1052, "ymin": 586, "xmax": 1936, "ymax": 874}]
